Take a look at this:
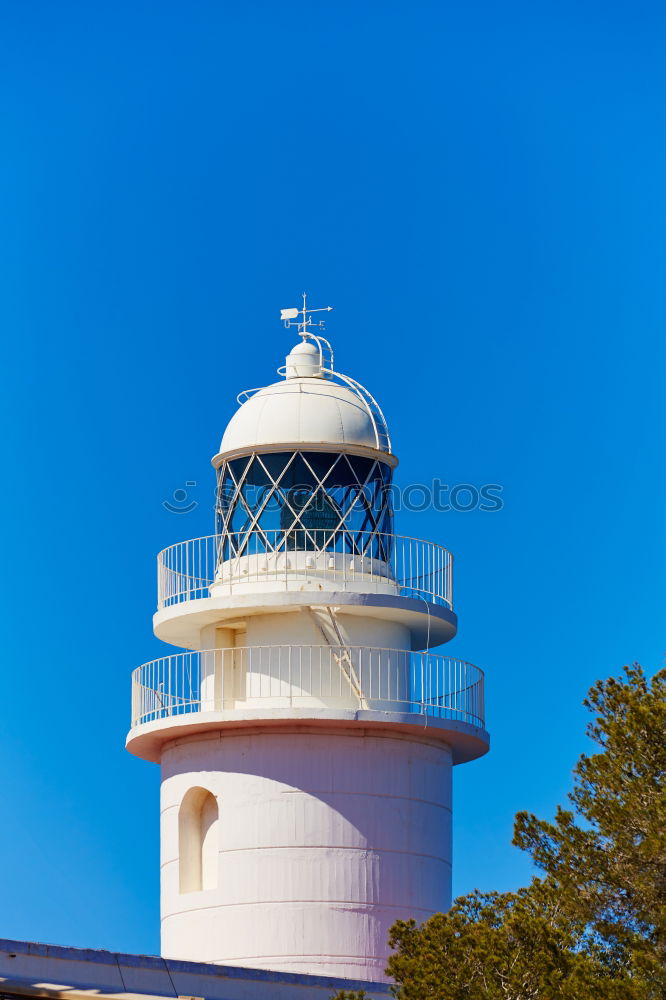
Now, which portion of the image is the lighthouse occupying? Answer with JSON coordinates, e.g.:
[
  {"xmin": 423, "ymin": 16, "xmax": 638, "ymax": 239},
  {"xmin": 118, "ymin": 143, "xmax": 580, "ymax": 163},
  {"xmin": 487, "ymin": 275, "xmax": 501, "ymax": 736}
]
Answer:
[{"xmin": 126, "ymin": 297, "xmax": 489, "ymax": 982}]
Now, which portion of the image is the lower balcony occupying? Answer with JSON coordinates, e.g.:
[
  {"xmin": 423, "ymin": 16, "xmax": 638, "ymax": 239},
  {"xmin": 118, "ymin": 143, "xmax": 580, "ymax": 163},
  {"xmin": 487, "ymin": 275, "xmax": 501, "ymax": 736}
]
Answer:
[{"xmin": 128, "ymin": 646, "xmax": 488, "ymax": 764}]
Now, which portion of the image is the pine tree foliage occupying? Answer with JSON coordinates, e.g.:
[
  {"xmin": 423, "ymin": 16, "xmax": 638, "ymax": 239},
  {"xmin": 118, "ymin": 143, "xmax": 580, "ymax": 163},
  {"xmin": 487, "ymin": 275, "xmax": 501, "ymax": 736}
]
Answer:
[
  {"xmin": 513, "ymin": 664, "xmax": 665, "ymax": 986},
  {"xmin": 380, "ymin": 664, "xmax": 664, "ymax": 999},
  {"xmin": 385, "ymin": 880, "xmax": 640, "ymax": 1000}
]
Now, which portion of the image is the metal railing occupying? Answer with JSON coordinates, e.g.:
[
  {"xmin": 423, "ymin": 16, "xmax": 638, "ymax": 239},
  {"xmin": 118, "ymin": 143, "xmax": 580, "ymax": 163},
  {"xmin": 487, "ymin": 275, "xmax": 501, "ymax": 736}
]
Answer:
[
  {"xmin": 130, "ymin": 645, "xmax": 483, "ymax": 730},
  {"xmin": 157, "ymin": 530, "xmax": 453, "ymax": 610}
]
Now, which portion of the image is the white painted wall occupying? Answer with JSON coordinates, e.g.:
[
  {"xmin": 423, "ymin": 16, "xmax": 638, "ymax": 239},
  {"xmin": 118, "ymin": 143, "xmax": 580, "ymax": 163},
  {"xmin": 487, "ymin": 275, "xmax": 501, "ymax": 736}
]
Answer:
[
  {"xmin": 197, "ymin": 613, "xmax": 413, "ymax": 713},
  {"xmin": 200, "ymin": 609, "xmax": 410, "ymax": 650},
  {"xmin": 160, "ymin": 729, "xmax": 452, "ymax": 980}
]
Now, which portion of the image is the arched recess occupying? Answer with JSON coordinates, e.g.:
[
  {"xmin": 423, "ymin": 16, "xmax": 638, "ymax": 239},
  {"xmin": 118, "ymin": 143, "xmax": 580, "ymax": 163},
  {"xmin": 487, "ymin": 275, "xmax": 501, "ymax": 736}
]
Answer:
[{"xmin": 178, "ymin": 786, "xmax": 219, "ymax": 893}]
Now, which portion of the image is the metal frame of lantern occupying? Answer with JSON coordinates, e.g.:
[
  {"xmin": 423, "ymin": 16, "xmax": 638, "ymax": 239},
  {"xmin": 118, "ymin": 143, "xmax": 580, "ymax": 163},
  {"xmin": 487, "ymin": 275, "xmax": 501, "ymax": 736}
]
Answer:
[{"xmin": 214, "ymin": 450, "xmax": 395, "ymax": 563}]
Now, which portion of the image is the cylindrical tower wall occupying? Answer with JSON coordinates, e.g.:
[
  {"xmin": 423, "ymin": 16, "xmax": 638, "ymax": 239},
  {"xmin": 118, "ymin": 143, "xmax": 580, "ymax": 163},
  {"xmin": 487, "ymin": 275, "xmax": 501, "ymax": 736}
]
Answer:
[
  {"xmin": 242, "ymin": 611, "xmax": 409, "ymax": 648},
  {"xmin": 160, "ymin": 728, "xmax": 453, "ymax": 980},
  {"xmin": 199, "ymin": 613, "xmax": 412, "ymax": 712}
]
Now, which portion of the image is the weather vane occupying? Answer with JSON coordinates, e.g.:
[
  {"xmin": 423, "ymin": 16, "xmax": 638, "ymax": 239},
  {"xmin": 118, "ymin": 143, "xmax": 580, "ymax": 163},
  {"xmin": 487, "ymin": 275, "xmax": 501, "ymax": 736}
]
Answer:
[{"xmin": 280, "ymin": 292, "xmax": 333, "ymax": 339}]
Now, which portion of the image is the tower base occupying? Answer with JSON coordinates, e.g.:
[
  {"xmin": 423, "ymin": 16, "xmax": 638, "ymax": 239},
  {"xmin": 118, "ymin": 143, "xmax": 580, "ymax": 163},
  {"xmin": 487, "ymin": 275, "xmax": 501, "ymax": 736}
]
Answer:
[{"xmin": 160, "ymin": 725, "xmax": 453, "ymax": 980}]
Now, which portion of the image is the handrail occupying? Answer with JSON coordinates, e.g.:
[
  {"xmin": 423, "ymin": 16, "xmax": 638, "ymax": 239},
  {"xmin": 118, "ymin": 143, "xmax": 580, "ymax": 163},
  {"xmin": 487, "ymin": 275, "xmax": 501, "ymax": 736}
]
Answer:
[
  {"xmin": 130, "ymin": 645, "xmax": 484, "ymax": 730},
  {"xmin": 233, "ymin": 355, "xmax": 390, "ymax": 453},
  {"xmin": 319, "ymin": 367, "xmax": 391, "ymax": 452},
  {"xmin": 156, "ymin": 530, "xmax": 453, "ymax": 611}
]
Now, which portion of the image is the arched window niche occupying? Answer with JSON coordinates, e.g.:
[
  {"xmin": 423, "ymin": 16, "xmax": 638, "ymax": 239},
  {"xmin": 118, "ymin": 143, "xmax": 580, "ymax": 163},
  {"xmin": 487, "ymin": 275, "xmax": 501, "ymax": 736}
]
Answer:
[{"xmin": 178, "ymin": 787, "xmax": 219, "ymax": 893}]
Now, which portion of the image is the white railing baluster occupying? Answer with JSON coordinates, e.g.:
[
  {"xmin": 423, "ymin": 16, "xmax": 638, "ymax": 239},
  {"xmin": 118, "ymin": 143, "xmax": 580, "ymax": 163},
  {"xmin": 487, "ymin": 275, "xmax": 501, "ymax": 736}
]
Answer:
[
  {"xmin": 156, "ymin": 531, "xmax": 454, "ymax": 612},
  {"xmin": 131, "ymin": 647, "xmax": 485, "ymax": 732}
]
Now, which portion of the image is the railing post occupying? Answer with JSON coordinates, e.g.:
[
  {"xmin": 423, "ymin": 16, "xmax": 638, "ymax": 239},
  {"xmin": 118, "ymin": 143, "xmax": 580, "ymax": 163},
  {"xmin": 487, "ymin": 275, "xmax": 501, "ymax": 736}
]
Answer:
[
  {"xmin": 288, "ymin": 645, "xmax": 293, "ymax": 708},
  {"xmin": 131, "ymin": 647, "xmax": 484, "ymax": 732},
  {"xmin": 158, "ymin": 532, "xmax": 454, "ymax": 614}
]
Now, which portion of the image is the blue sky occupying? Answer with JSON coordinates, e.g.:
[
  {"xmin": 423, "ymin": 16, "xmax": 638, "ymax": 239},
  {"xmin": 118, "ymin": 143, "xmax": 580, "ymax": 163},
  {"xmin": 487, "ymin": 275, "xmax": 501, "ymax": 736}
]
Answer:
[{"xmin": 0, "ymin": 0, "xmax": 664, "ymax": 956}]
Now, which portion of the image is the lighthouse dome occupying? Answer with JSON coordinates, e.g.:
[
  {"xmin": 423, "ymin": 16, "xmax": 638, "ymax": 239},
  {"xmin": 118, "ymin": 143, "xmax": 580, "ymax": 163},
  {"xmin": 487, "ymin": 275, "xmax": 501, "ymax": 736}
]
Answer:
[
  {"xmin": 214, "ymin": 332, "xmax": 393, "ymax": 464},
  {"xmin": 212, "ymin": 334, "xmax": 395, "ymax": 550},
  {"xmin": 216, "ymin": 376, "xmax": 391, "ymax": 460}
]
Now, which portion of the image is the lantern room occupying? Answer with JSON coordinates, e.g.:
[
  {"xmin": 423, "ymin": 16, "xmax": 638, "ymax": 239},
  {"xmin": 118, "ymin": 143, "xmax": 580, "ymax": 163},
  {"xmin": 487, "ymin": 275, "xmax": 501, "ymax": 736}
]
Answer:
[{"xmin": 211, "ymin": 311, "xmax": 397, "ymax": 580}]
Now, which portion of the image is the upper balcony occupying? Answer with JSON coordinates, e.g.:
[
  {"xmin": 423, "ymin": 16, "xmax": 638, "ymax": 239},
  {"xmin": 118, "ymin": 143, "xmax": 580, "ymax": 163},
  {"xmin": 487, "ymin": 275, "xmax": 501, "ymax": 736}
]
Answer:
[
  {"xmin": 126, "ymin": 645, "xmax": 489, "ymax": 765},
  {"xmin": 154, "ymin": 529, "xmax": 457, "ymax": 649}
]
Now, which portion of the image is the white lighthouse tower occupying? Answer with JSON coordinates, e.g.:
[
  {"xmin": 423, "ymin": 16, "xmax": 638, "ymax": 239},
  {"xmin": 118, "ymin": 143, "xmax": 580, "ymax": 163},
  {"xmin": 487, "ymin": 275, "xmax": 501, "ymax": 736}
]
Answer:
[{"xmin": 126, "ymin": 297, "xmax": 489, "ymax": 983}]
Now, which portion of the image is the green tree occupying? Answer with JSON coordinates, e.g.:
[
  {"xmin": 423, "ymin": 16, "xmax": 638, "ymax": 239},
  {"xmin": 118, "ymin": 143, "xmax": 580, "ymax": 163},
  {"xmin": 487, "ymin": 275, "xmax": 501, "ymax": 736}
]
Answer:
[
  {"xmin": 386, "ymin": 880, "xmax": 638, "ymax": 1000},
  {"xmin": 513, "ymin": 664, "xmax": 665, "ymax": 986},
  {"xmin": 384, "ymin": 664, "xmax": 664, "ymax": 999}
]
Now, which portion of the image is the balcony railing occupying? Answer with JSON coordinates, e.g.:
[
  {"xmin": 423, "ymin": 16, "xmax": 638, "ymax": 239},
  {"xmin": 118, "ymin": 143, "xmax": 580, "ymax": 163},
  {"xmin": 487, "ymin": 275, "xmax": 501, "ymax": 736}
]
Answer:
[
  {"xmin": 157, "ymin": 530, "xmax": 453, "ymax": 610},
  {"xmin": 131, "ymin": 645, "xmax": 483, "ymax": 730}
]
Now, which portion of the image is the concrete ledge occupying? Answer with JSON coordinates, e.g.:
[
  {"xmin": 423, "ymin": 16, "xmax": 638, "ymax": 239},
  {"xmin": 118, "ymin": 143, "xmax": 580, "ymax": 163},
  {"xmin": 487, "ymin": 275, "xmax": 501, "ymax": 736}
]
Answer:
[
  {"xmin": 126, "ymin": 708, "xmax": 490, "ymax": 764},
  {"xmin": 153, "ymin": 591, "xmax": 457, "ymax": 651},
  {"xmin": 0, "ymin": 938, "xmax": 391, "ymax": 1000}
]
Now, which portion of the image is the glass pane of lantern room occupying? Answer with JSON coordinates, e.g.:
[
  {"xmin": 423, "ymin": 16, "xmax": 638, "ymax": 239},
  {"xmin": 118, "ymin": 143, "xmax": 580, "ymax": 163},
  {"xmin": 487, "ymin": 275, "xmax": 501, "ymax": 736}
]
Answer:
[{"xmin": 216, "ymin": 451, "xmax": 394, "ymax": 558}]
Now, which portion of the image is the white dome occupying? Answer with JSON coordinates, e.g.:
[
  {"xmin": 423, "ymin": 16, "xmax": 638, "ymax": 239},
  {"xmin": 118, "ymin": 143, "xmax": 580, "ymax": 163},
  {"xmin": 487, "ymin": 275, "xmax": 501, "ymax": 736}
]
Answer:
[{"xmin": 217, "ymin": 377, "xmax": 388, "ymax": 458}]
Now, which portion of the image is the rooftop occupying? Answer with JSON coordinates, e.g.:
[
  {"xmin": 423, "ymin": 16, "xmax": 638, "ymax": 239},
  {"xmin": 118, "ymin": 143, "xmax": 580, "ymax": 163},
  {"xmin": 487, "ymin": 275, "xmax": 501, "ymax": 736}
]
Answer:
[{"xmin": 0, "ymin": 938, "xmax": 391, "ymax": 1000}]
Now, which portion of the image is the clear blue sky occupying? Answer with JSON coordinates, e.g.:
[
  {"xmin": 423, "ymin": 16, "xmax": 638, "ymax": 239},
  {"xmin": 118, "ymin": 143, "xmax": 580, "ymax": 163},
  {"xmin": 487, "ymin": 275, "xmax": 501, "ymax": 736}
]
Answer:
[{"xmin": 0, "ymin": 0, "xmax": 663, "ymax": 956}]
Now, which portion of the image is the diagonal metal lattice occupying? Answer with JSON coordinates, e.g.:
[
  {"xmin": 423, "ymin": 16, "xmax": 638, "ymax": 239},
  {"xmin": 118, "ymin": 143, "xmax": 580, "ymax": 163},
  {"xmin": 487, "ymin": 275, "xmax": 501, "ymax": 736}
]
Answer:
[{"xmin": 216, "ymin": 450, "xmax": 394, "ymax": 559}]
